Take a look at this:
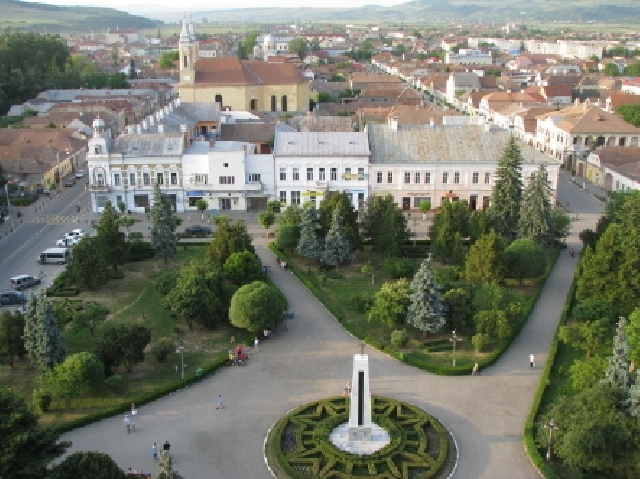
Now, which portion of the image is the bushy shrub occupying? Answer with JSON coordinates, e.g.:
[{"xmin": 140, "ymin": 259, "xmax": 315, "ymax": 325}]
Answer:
[
  {"xmin": 391, "ymin": 329, "xmax": 409, "ymax": 347},
  {"xmin": 349, "ymin": 293, "xmax": 374, "ymax": 312},
  {"xmin": 128, "ymin": 241, "xmax": 155, "ymax": 262},
  {"xmin": 472, "ymin": 333, "xmax": 489, "ymax": 353},
  {"xmin": 33, "ymin": 389, "xmax": 52, "ymax": 413},
  {"xmin": 155, "ymin": 270, "xmax": 180, "ymax": 296},
  {"xmin": 383, "ymin": 258, "xmax": 414, "ymax": 279},
  {"xmin": 151, "ymin": 337, "xmax": 175, "ymax": 363},
  {"xmin": 104, "ymin": 374, "xmax": 124, "ymax": 394}
]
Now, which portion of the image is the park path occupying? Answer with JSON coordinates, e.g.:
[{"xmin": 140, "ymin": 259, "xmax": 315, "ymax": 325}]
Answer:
[{"xmin": 61, "ymin": 172, "xmax": 604, "ymax": 478}]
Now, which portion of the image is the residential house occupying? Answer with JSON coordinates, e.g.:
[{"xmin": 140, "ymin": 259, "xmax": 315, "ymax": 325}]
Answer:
[
  {"xmin": 586, "ymin": 146, "xmax": 640, "ymax": 191},
  {"xmin": 445, "ymin": 49, "xmax": 493, "ymax": 66}
]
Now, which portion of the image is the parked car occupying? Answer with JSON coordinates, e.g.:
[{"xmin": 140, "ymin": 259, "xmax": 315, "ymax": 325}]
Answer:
[
  {"xmin": 182, "ymin": 225, "xmax": 213, "ymax": 237},
  {"xmin": 56, "ymin": 237, "xmax": 79, "ymax": 246},
  {"xmin": 64, "ymin": 229, "xmax": 86, "ymax": 240},
  {"xmin": 64, "ymin": 177, "xmax": 76, "ymax": 187},
  {"xmin": 10, "ymin": 274, "xmax": 41, "ymax": 290},
  {"xmin": 0, "ymin": 291, "xmax": 26, "ymax": 305},
  {"xmin": 75, "ymin": 169, "xmax": 86, "ymax": 178}
]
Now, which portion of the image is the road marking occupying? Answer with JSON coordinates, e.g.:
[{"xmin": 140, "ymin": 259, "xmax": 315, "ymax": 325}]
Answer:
[{"xmin": 31, "ymin": 215, "xmax": 80, "ymax": 224}]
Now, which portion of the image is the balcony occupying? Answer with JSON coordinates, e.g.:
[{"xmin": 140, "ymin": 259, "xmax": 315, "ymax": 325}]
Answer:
[{"xmin": 88, "ymin": 183, "xmax": 110, "ymax": 192}]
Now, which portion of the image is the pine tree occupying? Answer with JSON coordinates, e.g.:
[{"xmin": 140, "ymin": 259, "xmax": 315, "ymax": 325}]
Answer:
[
  {"xmin": 488, "ymin": 135, "xmax": 524, "ymax": 242},
  {"xmin": 601, "ymin": 317, "xmax": 632, "ymax": 390},
  {"xmin": 150, "ymin": 184, "xmax": 178, "ymax": 265},
  {"xmin": 322, "ymin": 208, "xmax": 354, "ymax": 269},
  {"xmin": 23, "ymin": 291, "xmax": 66, "ymax": 371},
  {"xmin": 406, "ymin": 256, "xmax": 447, "ymax": 334},
  {"xmin": 297, "ymin": 203, "xmax": 323, "ymax": 261},
  {"xmin": 627, "ymin": 370, "xmax": 640, "ymax": 417},
  {"xmin": 517, "ymin": 164, "xmax": 553, "ymax": 247}
]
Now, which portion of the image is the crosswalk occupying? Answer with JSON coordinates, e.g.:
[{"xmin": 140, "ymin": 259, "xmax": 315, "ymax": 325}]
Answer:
[{"xmin": 31, "ymin": 215, "xmax": 81, "ymax": 224}]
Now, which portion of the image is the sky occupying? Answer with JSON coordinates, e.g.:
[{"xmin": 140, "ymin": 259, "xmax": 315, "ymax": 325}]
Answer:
[{"xmin": 23, "ymin": 0, "xmax": 409, "ymax": 15}]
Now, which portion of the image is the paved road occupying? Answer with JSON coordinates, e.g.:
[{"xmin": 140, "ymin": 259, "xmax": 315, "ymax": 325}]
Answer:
[{"xmin": 58, "ymin": 172, "xmax": 605, "ymax": 478}]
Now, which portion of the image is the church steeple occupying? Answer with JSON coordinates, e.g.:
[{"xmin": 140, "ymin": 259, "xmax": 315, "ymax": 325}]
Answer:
[{"xmin": 179, "ymin": 14, "xmax": 197, "ymax": 87}]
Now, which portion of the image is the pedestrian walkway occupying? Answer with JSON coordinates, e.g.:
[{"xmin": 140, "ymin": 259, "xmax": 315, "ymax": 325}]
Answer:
[{"xmin": 60, "ymin": 176, "xmax": 605, "ymax": 478}]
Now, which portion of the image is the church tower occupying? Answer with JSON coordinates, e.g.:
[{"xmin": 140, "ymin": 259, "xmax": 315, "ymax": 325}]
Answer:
[{"xmin": 179, "ymin": 16, "xmax": 197, "ymax": 88}]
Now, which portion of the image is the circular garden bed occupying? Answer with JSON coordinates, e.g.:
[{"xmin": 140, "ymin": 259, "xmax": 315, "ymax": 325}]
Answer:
[{"xmin": 264, "ymin": 396, "xmax": 457, "ymax": 479}]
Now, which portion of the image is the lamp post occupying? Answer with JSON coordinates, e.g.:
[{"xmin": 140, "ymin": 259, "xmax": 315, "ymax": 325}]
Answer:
[
  {"xmin": 543, "ymin": 418, "xmax": 560, "ymax": 461},
  {"xmin": 176, "ymin": 340, "xmax": 186, "ymax": 379},
  {"xmin": 449, "ymin": 330, "xmax": 462, "ymax": 367},
  {"xmin": 4, "ymin": 184, "xmax": 13, "ymax": 231}
]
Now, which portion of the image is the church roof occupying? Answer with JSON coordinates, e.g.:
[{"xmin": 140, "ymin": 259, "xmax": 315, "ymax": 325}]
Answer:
[{"xmin": 194, "ymin": 58, "xmax": 307, "ymax": 86}]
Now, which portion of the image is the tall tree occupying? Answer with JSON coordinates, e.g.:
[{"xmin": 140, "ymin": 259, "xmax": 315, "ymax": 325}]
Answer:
[
  {"xmin": 71, "ymin": 301, "xmax": 108, "ymax": 337},
  {"xmin": 406, "ymin": 256, "xmax": 447, "ymax": 335},
  {"xmin": 488, "ymin": 136, "xmax": 524, "ymax": 241},
  {"xmin": 229, "ymin": 281, "xmax": 286, "ymax": 333},
  {"xmin": 23, "ymin": 292, "xmax": 66, "ymax": 371},
  {"xmin": 465, "ymin": 230, "xmax": 505, "ymax": 284},
  {"xmin": 361, "ymin": 195, "xmax": 408, "ymax": 257},
  {"xmin": 94, "ymin": 201, "xmax": 127, "ymax": 272},
  {"xmin": 321, "ymin": 208, "xmax": 354, "ymax": 269},
  {"xmin": 517, "ymin": 165, "xmax": 553, "ymax": 246},
  {"xmin": 97, "ymin": 324, "xmax": 151, "ymax": 374},
  {"xmin": 297, "ymin": 203, "xmax": 323, "ymax": 261},
  {"xmin": 276, "ymin": 204, "xmax": 302, "ymax": 251},
  {"xmin": 503, "ymin": 238, "xmax": 546, "ymax": 284},
  {"xmin": 430, "ymin": 199, "xmax": 470, "ymax": 263},
  {"xmin": 49, "ymin": 451, "xmax": 126, "ymax": 479},
  {"xmin": 601, "ymin": 317, "xmax": 632, "ymax": 390},
  {"xmin": 150, "ymin": 184, "xmax": 178, "ymax": 265},
  {"xmin": 205, "ymin": 217, "xmax": 254, "ymax": 267},
  {"xmin": 288, "ymin": 37, "xmax": 308, "ymax": 58},
  {"xmin": 366, "ymin": 279, "xmax": 411, "ymax": 327},
  {"xmin": 319, "ymin": 192, "xmax": 361, "ymax": 251},
  {"xmin": 64, "ymin": 237, "xmax": 110, "ymax": 289},
  {"xmin": 41, "ymin": 352, "xmax": 104, "ymax": 409},
  {"xmin": 0, "ymin": 388, "xmax": 70, "ymax": 478},
  {"xmin": 223, "ymin": 251, "xmax": 264, "ymax": 287},
  {"xmin": 0, "ymin": 311, "xmax": 26, "ymax": 368}
]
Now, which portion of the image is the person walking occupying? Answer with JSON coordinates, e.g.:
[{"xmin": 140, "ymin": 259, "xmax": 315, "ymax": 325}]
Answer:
[
  {"xmin": 163, "ymin": 440, "xmax": 171, "ymax": 452},
  {"xmin": 124, "ymin": 414, "xmax": 131, "ymax": 434},
  {"xmin": 254, "ymin": 337, "xmax": 259, "ymax": 352},
  {"xmin": 529, "ymin": 353, "xmax": 535, "ymax": 368},
  {"xmin": 152, "ymin": 442, "xmax": 158, "ymax": 460},
  {"xmin": 216, "ymin": 394, "xmax": 225, "ymax": 409}
]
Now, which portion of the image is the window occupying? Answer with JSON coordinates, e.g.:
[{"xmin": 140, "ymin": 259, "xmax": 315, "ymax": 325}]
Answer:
[
  {"xmin": 387, "ymin": 172, "xmax": 393, "ymax": 183},
  {"xmin": 345, "ymin": 168, "xmax": 351, "ymax": 180},
  {"xmin": 415, "ymin": 172, "xmax": 421, "ymax": 184},
  {"xmin": 293, "ymin": 168, "xmax": 300, "ymax": 181},
  {"xmin": 307, "ymin": 168, "xmax": 313, "ymax": 181},
  {"xmin": 279, "ymin": 168, "xmax": 286, "ymax": 181},
  {"xmin": 358, "ymin": 167, "xmax": 365, "ymax": 179},
  {"xmin": 113, "ymin": 173, "xmax": 121, "ymax": 186},
  {"xmin": 279, "ymin": 191, "xmax": 286, "ymax": 203},
  {"xmin": 484, "ymin": 172, "xmax": 491, "ymax": 184},
  {"xmin": 281, "ymin": 95, "xmax": 287, "ymax": 112},
  {"xmin": 96, "ymin": 195, "xmax": 108, "ymax": 208},
  {"xmin": 143, "ymin": 172, "xmax": 150, "ymax": 185},
  {"xmin": 404, "ymin": 172, "xmax": 411, "ymax": 184},
  {"xmin": 195, "ymin": 174, "xmax": 208, "ymax": 185},
  {"xmin": 425, "ymin": 172, "xmax": 431, "ymax": 184},
  {"xmin": 271, "ymin": 95, "xmax": 277, "ymax": 112},
  {"xmin": 319, "ymin": 168, "xmax": 326, "ymax": 181},
  {"xmin": 248, "ymin": 173, "xmax": 261, "ymax": 182},
  {"xmin": 223, "ymin": 163, "xmax": 229, "ymax": 168},
  {"xmin": 331, "ymin": 168, "xmax": 337, "ymax": 181},
  {"xmin": 472, "ymin": 172, "xmax": 479, "ymax": 184},
  {"xmin": 413, "ymin": 196, "xmax": 431, "ymax": 207},
  {"xmin": 377, "ymin": 171, "xmax": 382, "ymax": 184},
  {"xmin": 219, "ymin": 176, "xmax": 235, "ymax": 184},
  {"xmin": 156, "ymin": 173, "xmax": 164, "ymax": 185},
  {"xmin": 442, "ymin": 172, "xmax": 449, "ymax": 184},
  {"xmin": 170, "ymin": 172, "xmax": 178, "ymax": 185},
  {"xmin": 454, "ymin": 172, "xmax": 460, "ymax": 184},
  {"xmin": 291, "ymin": 191, "xmax": 301, "ymax": 205},
  {"xmin": 129, "ymin": 172, "xmax": 136, "ymax": 187}
]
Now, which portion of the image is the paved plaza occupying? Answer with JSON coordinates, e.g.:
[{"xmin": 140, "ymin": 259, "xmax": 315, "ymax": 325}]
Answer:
[{"xmin": 53, "ymin": 171, "xmax": 605, "ymax": 478}]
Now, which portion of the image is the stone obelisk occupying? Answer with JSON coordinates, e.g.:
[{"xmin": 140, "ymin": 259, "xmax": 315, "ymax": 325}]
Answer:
[{"xmin": 348, "ymin": 345, "xmax": 372, "ymax": 441}]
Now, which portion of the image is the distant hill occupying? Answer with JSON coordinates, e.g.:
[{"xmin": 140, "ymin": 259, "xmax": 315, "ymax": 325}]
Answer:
[
  {"xmin": 165, "ymin": 0, "xmax": 640, "ymax": 24},
  {"xmin": 0, "ymin": 0, "xmax": 158, "ymax": 33}
]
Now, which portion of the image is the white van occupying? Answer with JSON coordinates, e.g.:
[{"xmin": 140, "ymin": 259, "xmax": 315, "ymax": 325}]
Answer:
[{"xmin": 38, "ymin": 248, "xmax": 71, "ymax": 265}]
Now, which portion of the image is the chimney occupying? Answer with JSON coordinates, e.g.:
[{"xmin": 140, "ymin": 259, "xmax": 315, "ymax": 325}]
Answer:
[
  {"xmin": 180, "ymin": 124, "xmax": 187, "ymax": 132},
  {"xmin": 158, "ymin": 124, "xmax": 164, "ymax": 133},
  {"xmin": 142, "ymin": 120, "xmax": 147, "ymax": 130},
  {"xmin": 429, "ymin": 117, "xmax": 435, "ymax": 127},
  {"xmin": 390, "ymin": 116, "xmax": 398, "ymax": 132}
]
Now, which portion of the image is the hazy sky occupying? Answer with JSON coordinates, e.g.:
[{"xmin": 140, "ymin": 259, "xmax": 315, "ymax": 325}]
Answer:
[{"xmin": 24, "ymin": 0, "xmax": 408, "ymax": 15}]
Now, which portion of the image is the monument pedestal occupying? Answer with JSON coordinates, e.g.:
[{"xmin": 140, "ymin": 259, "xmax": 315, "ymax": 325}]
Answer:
[{"xmin": 348, "ymin": 427, "xmax": 372, "ymax": 442}]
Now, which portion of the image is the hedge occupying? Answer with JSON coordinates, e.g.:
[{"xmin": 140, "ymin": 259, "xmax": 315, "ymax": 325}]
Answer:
[{"xmin": 269, "ymin": 243, "xmax": 560, "ymax": 376}]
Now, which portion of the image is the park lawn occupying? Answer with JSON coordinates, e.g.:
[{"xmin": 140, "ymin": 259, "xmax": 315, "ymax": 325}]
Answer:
[{"xmin": 0, "ymin": 244, "xmax": 248, "ymax": 427}]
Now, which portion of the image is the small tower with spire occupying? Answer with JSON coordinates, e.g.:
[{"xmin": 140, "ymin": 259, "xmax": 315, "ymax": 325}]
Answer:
[{"xmin": 179, "ymin": 14, "xmax": 197, "ymax": 87}]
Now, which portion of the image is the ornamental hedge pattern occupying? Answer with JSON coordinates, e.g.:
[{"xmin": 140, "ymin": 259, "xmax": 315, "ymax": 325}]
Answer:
[{"xmin": 265, "ymin": 396, "xmax": 455, "ymax": 479}]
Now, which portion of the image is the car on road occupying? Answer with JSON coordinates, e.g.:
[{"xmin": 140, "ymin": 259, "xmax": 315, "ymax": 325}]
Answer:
[
  {"xmin": 56, "ymin": 237, "xmax": 80, "ymax": 246},
  {"xmin": 75, "ymin": 169, "xmax": 86, "ymax": 178},
  {"xmin": 0, "ymin": 291, "xmax": 26, "ymax": 306},
  {"xmin": 10, "ymin": 275, "xmax": 41, "ymax": 290},
  {"xmin": 64, "ymin": 177, "xmax": 76, "ymax": 187},
  {"xmin": 64, "ymin": 229, "xmax": 86, "ymax": 240},
  {"xmin": 182, "ymin": 225, "xmax": 213, "ymax": 237}
]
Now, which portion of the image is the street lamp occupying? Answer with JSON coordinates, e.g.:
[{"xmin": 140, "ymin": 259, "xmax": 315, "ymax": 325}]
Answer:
[
  {"xmin": 543, "ymin": 418, "xmax": 560, "ymax": 461},
  {"xmin": 176, "ymin": 340, "xmax": 186, "ymax": 379},
  {"xmin": 4, "ymin": 183, "xmax": 13, "ymax": 231},
  {"xmin": 449, "ymin": 330, "xmax": 462, "ymax": 367}
]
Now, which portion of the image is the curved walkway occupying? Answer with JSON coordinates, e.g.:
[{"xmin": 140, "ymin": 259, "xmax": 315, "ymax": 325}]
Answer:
[{"xmin": 61, "ymin": 174, "xmax": 604, "ymax": 478}]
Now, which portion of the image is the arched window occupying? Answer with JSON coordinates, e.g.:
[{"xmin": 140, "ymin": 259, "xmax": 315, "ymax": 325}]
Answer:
[
  {"xmin": 250, "ymin": 99, "xmax": 258, "ymax": 110},
  {"xmin": 281, "ymin": 95, "xmax": 288, "ymax": 112},
  {"xmin": 183, "ymin": 55, "xmax": 188, "ymax": 68},
  {"xmin": 215, "ymin": 94, "xmax": 223, "ymax": 106},
  {"xmin": 271, "ymin": 95, "xmax": 277, "ymax": 112}
]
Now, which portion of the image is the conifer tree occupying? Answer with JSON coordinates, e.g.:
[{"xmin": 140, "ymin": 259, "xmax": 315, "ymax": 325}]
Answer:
[
  {"xmin": 297, "ymin": 203, "xmax": 323, "ymax": 261},
  {"xmin": 150, "ymin": 183, "xmax": 178, "ymax": 265},
  {"xmin": 465, "ymin": 229, "xmax": 505, "ymax": 283},
  {"xmin": 406, "ymin": 256, "xmax": 447, "ymax": 334},
  {"xmin": 23, "ymin": 291, "xmax": 66, "ymax": 371},
  {"xmin": 517, "ymin": 164, "xmax": 553, "ymax": 247},
  {"xmin": 322, "ymin": 208, "xmax": 354, "ymax": 269},
  {"xmin": 601, "ymin": 317, "xmax": 632, "ymax": 390},
  {"xmin": 488, "ymin": 135, "xmax": 524, "ymax": 241}
]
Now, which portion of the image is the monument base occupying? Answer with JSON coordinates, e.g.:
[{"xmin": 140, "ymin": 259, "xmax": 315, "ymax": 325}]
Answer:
[
  {"xmin": 348, "ymin": 427, "xmax": 372, "ymax": 442},
  {"xmin": 329, "ymin": 422, "xmax": 390, "ymax": 455}
]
